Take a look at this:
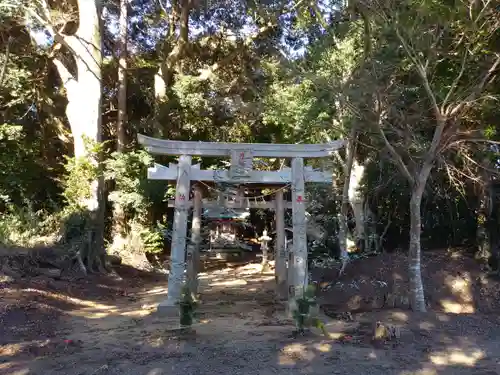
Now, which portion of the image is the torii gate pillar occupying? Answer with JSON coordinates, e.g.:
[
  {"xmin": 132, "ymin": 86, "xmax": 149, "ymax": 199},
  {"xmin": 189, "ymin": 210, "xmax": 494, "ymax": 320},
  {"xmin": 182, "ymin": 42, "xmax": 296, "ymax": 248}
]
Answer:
[
  {"xmin": 290, "ymin": 157, "xmax": 307, "ymax": 298},
  {"xmin": 186, "ymin": 184, "xmax": 203, "ymax": 298},
  {"xmin": 157, "ymin": 155, "xmax": 192, "ymax": 314},
  {"xmin": 274, "ymin": 189, "xmax": 286, "ymax": 297}
]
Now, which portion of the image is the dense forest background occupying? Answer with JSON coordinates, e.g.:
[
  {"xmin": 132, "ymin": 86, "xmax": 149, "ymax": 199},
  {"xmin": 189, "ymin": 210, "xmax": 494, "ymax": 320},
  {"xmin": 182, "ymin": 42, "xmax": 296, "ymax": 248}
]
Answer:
[{"xmin": 1, "ymin": 0, "xmax": 499, "ymax": 312}]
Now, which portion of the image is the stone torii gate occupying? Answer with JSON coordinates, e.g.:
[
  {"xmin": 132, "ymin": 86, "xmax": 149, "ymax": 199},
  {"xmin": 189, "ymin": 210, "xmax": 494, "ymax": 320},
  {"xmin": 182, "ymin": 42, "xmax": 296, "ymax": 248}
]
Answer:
[{"xmin": 138, "ymin": 134, "xmax": 344, "ymax": 313}]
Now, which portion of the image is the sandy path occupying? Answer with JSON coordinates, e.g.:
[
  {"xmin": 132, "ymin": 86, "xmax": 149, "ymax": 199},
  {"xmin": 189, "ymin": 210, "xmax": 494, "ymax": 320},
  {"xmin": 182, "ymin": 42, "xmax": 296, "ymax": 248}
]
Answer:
[{"xmin": 3, "ymin": 263, "xmax": 500, "ymax": 375}]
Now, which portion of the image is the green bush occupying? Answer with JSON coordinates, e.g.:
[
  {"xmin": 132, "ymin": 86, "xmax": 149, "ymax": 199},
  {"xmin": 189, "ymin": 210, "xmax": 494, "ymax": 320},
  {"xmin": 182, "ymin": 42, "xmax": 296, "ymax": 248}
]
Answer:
[{"xmin": 104, "ymin": 149, "xmax": 154, "ymax": 222}]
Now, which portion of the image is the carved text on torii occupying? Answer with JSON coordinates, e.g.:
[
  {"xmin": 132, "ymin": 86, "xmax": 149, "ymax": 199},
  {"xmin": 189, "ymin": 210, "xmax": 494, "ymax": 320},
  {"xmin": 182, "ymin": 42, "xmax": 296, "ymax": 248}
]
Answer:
[{"xmin": 229, "ymin": 149, "xmax": 253, "ymax": 180}]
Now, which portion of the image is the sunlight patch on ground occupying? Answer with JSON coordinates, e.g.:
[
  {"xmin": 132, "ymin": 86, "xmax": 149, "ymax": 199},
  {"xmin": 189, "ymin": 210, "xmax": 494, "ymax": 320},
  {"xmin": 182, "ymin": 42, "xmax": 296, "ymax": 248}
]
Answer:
[
  {"xmin": 0, "ymin": 339, "xmax": 51, "ymax": 358},
  {"xmin": 13, "ymin": 288, "xmax": 122, "ymax": 317},
  {"xmin": 119, "ymin": 307, "xmax": 155, "ymax": 317},
  {"xmin": 279, "ymin": 343, "xmax": 316, "ymax": 364},
  {"xmin": 440, "ymin": 299, "xmax": 474, "ymax": 314},
  {"xmin": 314, "ymin": 343, "xmax": 332, "ymax": 352},
  {"xmin": 209, "ymin": 279, "xmax": 248, "ymax": 287},
  {"xmin": 441, "ymin": 273, "xmax": 474, "ymax": 313},
  {"xmin": 449, "ymin": 251, "xmax": 464, "ymax": 259},
  {"xmin": 148, "ymin": 335, "xmax": 170, "ymax": 348},
  {"xmin": 238, "ymin": 263, "xmax": 267, "ymax": 275},
  {"xmin": 29, "ymin": 286, "xmax": 169, "ymax": 319},
  {"xmin": 1, "ymin": 368, "xmax": 29, "ymax": 375},
  {"xmin": 324, "ymin": 331, "xmax": 345, "ymax": 339},
  {"xmin": 69, "ymin": 303, "xmax": 156, "ymax": 318},
  {"xmin": 419, "ymin": 321, "xmax": 434, "ymax": 330},
  {"xmin": 437, "ymin": 314, "xmax": 450, "ymax": 322},
  {"xmin": 250, "ymin": 275, "xmax": 275, "ymax": 282},
  {"xmin": 401, "ymin": 369, "xmax": 438, "ymax": 375},
  {"xmin": 391, "ymin": 311, "xmax": 409, "ymax": 322},
  {"xmin": 141, "ymin": 287, "xmax": 168, "ymax": 295},
  {"xmin": 0, "ymin": 342, "xmax": 25, "ymax": 357},
  {"xmin": 70, "ymin": 308, "xmax": 120, "ymax": 319},
  {"xmin": 429, "ymin": 349, "xmax": 484, "ymax": 366}
]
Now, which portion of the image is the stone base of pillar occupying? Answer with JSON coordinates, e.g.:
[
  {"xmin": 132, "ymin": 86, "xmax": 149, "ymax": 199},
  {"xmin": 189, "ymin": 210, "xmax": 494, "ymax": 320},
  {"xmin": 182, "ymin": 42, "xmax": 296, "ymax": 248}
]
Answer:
[{"xmin": 156, "ymin": 299, "xmax": 180, "ymax": 317}]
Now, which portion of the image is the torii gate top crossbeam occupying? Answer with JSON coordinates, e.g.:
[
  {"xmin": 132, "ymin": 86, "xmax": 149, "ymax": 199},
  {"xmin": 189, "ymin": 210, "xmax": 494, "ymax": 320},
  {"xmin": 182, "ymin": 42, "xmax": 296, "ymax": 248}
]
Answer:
[{"xmin": 138, "ymin": 134, "xmax": 344, "ymax": 158}]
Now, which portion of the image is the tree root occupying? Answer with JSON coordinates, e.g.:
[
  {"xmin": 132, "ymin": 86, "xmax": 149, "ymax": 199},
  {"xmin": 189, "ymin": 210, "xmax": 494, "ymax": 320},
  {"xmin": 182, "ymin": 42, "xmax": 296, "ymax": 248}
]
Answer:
[
  {"xmin": 74, "ymin": 250, "xmax": 87, "ymax": 276},
  {"xmin": 338, "ymin": 257, "xmax": 349, "ymax": 277}
]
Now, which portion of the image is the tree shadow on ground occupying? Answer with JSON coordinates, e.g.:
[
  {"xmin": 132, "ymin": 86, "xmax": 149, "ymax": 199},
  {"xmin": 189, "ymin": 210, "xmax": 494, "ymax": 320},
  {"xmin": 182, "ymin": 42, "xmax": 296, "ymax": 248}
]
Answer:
[
  {"xmin": 1, "ymin": 254, "xmax": 500, "ymax": 375},
  {"xmin": 312, "ymin": 248, "xmax": 500, "ymax": 314}
]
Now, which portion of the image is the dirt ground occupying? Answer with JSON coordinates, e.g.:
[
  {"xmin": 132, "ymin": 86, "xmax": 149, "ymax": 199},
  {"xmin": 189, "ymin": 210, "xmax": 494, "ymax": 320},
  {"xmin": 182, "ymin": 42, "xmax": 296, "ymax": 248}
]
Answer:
[{"xmin": 2, "ymin": 249, "xmax": 500, "ymax": 375}]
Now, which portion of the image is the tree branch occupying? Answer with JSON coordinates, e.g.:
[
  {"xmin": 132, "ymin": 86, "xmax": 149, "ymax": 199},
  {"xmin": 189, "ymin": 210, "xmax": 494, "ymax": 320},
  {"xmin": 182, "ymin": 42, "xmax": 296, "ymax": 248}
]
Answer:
[
  {"xmin": 394, "ymin": 22, "xmax": 447, "ymax": 166},
  {"xmin": 0, "ymin": 37, "xmax": 12, "ymax": 89},
  {"xmin": 376, "ymin": 110, "xmax": 415, "ymax": 185},
  {"xmin": 445, "ymin": 137, "xmax": 500, "ymax": 148},
  {"xmin": 25, "ymin": 1, "xmax": 80, "ymax": 60},
  {"xmin": 441, "ymin": 50, "xmax": 468, "ymax": 112},
  {"xmin": 459, "ymin": 150, "xmax": 500, "ymax": 176},
  {"xmin": 196, "ymin": 23, "xmax": 276, "ymax": 81},
  {"xmin": 52, "ymin": 57, "xmax": 76, "ymax": 91},
  {"xmin": 448, "ymin": 53, "xmax": 500, "ymax": 117}
]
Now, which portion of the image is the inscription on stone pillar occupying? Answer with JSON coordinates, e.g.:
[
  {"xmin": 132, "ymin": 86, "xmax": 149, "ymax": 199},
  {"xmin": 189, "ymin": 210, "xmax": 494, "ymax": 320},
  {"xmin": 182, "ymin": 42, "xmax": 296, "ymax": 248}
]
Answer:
[
  {"xmin": 274, "ymin": 188, "xmax": 286, "ymax": 295},
  {"xmin": 230, "ymin": 149, "xmax": 252, "ymax": 180},
  {"xmin": 165, "ymin": 154, "xmax": 191, "ymax": 306},
  {"xmin": 291, "ymin": 157, "xmax": 307, "ymax": 294}
]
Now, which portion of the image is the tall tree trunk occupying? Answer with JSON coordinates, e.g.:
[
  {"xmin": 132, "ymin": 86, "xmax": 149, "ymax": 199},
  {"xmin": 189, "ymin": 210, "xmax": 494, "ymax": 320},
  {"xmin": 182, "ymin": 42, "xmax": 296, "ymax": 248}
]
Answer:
[
  {"xmin": 111, "ymin": 0, "xmax": 129, "ymax": 247},
  {"xmin": 476, "ymin": 191, "xmax": 492, "ymax": 263},
  {"xmin": 49, "ymin": 0, "xmax": 105, "ymax": 272},
  {"xmin": 154, "ymin": 0, "xmax": 191, "ymax": 101},
  {"xmin": 117, "ymin": 0, "xmax": 128, "ymax": 151},
  {"xmin": 408, "ymin": 178, "xmax": 427, "ymax": 312},
  {"xmin": 348, "ymin": 159, "xmax": 366, "ymax": 249},
  {"xmin": 338, "ymin": 126, "xmax": 357, "ymax": 275},
  {"xmin": 0, "ymin": 37, "xmax": 11, "ymax": 90}
]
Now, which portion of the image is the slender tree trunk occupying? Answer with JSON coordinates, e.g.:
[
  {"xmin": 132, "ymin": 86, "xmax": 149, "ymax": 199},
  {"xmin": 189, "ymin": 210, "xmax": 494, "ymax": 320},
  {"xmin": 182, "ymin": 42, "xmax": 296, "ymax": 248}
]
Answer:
[
  {"xmin": 117, "ymin": 0, "xmax": 128, "ymax": 151},
  {"xmin": 0, "ymin": 37, "xmax": 11, "ymax": 90},
  {"xmin": 110, "ymin": 0, "xmax": 129, "ymax": 249},
  {"xmin": 474, "ymin": 156, "xmax": 493, "ymax": 266},
  {"xmin": 154, "ymin": 0, "xmax": 191, "ymax": 101},
  {"xmin": 408, "ymin": 181, "xmax": 426, "ymax": 312},
  {"xmin": 338, "ymin": 127, "xmax": 357, "ymax": 275},
  {"xmin": 476, "ymin": 194, "xmax": 492, "ymax": 262},
  {"xmin": 348, "ymin": 159, "xmax": 367, "ymax": 249}
]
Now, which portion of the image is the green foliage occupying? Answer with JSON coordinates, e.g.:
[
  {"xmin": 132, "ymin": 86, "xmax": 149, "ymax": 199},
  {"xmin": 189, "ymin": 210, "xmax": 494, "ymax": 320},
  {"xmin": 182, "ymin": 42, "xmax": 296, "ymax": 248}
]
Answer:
[
  {"xmin": 104, "ymin": 150, "xmax": 168, "ymax": 256},
  {"xmin": 291, "ymin": 284, "xmax": 328, "ymax": 337},
  {"xmin": 0, "ymin": 204, "xmax": 59, "ymax": 246},
  {"xmin": 304, "ymin": 183, "xmax": 341, "ymax": 257},
  {"xmin": 62, "ymin": 137, "xmax": 106, "ymax": 209},
  {"xmin": 139, "ymin": 223, "xmax": 166, "ymax": 254},
  {"xmin": 105, "ymin": 149, "xmax": 154, "ymax": 220},
  {"xmin": 0, "ymin": 124, "xmax": 25, "ymax": 206},
  {"xmin": 0, "ymin": 123, "xmax": 61, "ymax": 210},
  {"xmin": 58, "ymin": 208, "xmax": 95, "ymax": 245},
  {"xmin": 0, "ymin": 125, "xmax": 95, "ymax": 248},
  {"xmin": 179, "ymin": 284, "xmax": 197, "ymax": 327}
]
